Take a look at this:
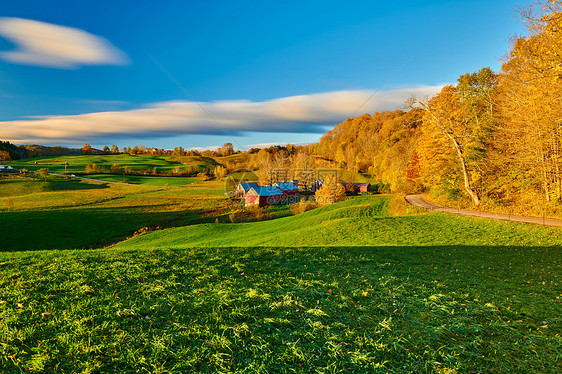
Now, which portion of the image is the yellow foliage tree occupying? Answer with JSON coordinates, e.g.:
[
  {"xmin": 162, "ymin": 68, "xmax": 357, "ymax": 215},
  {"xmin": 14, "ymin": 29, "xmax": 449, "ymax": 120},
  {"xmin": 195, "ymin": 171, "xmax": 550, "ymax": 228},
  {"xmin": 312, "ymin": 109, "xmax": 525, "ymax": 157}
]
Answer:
[{"xmin": 315, "ymin": 174, "xmax": 345, "ymax": 206}]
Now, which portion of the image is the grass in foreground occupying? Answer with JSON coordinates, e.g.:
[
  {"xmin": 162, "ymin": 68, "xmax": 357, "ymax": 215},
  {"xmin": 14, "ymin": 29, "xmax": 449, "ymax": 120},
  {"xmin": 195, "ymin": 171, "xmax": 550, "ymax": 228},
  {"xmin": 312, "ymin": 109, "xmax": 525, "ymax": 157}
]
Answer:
[
  {"xmin": 0, "ymin": 197, "xmax": 560, "ymax": 373},
  {"xmin": 0, "ymin": 244, "xmax": 560, "ymax": 373}
]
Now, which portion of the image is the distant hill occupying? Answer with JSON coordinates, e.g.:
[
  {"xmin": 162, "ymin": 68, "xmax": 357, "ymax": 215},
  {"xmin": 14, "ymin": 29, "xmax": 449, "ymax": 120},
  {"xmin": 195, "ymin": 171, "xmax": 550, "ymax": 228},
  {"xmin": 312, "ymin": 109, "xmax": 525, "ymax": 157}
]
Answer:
[{"xmin": 0, "ymin": 140, "xmax": 82, "ymax": 160}]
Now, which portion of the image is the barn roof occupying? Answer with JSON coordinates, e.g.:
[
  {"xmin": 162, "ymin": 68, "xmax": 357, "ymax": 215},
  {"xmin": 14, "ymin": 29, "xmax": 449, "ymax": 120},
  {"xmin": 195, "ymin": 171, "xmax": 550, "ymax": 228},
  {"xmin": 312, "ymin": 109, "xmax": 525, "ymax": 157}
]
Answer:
[
  {"xmin": 239, "ymin": 182, "xmax": 259, "ymax": 192},
  {"xmin": 274, "ymin": 182, "xmax": 298, "ymax": 191},
  {"xmin": 249, "ymin": 186, "xmax": 283, "ymax": 196}
]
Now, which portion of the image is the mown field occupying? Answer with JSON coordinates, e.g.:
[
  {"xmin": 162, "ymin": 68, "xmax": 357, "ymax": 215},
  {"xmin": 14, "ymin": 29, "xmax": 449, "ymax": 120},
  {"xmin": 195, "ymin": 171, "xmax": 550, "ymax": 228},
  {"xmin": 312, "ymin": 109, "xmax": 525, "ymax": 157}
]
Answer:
[
  {"xmin": 83, "ymin": 174, "xmax": 198, "ymax": 187},
  {"xmin": 0, "ymin": 193, "xmax": 561, "ymax": 373},
  {"xmin": 8, "ymin": 154, "xmax": 218, "ymax": 175}
]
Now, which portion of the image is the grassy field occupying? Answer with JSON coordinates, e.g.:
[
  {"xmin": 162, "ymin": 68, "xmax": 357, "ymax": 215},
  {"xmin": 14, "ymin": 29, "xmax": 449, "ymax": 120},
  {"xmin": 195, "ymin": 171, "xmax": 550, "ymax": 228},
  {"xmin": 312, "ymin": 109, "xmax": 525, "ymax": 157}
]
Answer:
[
  {"xmin": 0, "ymin": 176, "xmax": 231, "ymax": 251},
  {"xmin": 0, "ymin": 196, "xmax": 560, "ymax": 373},
  {"xmin": 8, "ymin": 154, "xmax": 219, "ymax": 175},
  {"xmin": 84, "ymin": 174, "xmax": 198, "ymax": 187}
]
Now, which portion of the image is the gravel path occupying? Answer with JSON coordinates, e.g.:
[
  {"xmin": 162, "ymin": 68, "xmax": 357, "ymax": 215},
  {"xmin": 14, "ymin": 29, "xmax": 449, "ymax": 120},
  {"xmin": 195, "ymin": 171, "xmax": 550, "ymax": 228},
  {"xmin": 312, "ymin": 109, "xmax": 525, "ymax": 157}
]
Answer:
[{"xmin": 405, "ymin": 194, "xmax": 562, "ymax": 228}]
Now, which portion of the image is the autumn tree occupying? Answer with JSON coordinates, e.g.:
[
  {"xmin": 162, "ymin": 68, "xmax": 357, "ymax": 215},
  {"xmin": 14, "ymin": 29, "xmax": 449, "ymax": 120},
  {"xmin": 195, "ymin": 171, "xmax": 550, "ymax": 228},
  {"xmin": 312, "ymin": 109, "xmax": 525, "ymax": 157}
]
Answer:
[
  {"xmin": 498, "ymin": 0, "xmax": 562, "ymax": 202},
  {"xmin": 293, "ymin": 150, "xmax": 316, "ymax": 190},
  {"xmin": 255, "ymin": 149, "xmax": 273, "ymax": 185},
  {"xmin": 411, "ymin": 68, "xmax": 498, "ymax": 205},
  {"xmin": 315, "ymin": 174, "xmax": 345, "ymax": 206},
  {"xmin": 220, "ymin": 143, "xmax": 234, "ymax": 157},
  {"xmin": 110, "ymin": 163, "xmax": 122, "ymax": 174},
  {"xmin": 81, "ymin": 144, "xmax": 93, "ymax": 155}
]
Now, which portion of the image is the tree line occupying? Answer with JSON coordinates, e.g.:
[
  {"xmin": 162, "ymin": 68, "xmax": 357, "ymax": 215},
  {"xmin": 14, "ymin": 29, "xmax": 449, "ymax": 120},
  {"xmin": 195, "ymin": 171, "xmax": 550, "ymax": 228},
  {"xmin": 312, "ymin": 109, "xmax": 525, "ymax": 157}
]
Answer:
[{"xmin": 313, "ymin": 1, "xmax": 562, "ymax": 214}]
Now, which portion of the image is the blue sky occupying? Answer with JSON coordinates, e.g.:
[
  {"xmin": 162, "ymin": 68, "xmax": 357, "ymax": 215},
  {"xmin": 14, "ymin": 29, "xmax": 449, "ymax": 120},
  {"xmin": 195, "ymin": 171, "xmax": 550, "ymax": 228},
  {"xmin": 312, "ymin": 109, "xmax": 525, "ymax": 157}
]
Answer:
[{"xmin": 0, "ymin": 0, "xmax": 531, "ymax": 150}]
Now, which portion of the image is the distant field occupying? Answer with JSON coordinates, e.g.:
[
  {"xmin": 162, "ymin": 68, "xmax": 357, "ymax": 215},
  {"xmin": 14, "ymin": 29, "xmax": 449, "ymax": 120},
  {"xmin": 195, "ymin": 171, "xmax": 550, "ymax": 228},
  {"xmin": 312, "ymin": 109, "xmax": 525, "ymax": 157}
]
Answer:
[
  {"xmin": 9, "ymin": 154, "xmax": 219, "ymax": 175},
  {"xmin": 0, "ymin": 197, "xmax": 560, "ymax": 373},
  {"xmin": 84, "ymin": 174, "xmax": 198, "ymax": 187}
]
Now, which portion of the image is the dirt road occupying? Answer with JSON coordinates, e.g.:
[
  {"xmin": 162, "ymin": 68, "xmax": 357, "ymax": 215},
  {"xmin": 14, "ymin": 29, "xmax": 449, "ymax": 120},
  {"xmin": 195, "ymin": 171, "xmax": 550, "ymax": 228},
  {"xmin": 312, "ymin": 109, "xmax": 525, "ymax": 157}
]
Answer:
[{"xmin": 405, "ymin": 194, "xmax": 562, "ymax": 228}]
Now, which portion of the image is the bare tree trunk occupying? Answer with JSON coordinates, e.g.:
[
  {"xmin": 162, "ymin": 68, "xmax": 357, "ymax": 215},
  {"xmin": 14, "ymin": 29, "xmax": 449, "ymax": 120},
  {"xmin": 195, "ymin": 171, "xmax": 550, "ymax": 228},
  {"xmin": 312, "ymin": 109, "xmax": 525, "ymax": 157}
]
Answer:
[
  {"xmin": 540, "ymin": 149, "xmax": 551, "ymax": 202},
  {"xmin": 416, "ymin": 99, "xmax": 481, "ymax": 206},
  {"xmin": 447, "ymin": 133, "xmax": 481, "ymax": 205}
]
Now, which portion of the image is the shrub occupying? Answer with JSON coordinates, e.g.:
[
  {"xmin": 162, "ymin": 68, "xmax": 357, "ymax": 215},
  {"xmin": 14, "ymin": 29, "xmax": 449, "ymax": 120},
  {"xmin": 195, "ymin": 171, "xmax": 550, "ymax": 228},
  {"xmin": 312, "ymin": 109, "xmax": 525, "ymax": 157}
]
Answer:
[
  {"xmin": 110, "ymin": 164, "xmax": 121, "ymax": 174},
  {"xmin": 291, "ymin": 197, "xmax": 318, "ymax": 214}
]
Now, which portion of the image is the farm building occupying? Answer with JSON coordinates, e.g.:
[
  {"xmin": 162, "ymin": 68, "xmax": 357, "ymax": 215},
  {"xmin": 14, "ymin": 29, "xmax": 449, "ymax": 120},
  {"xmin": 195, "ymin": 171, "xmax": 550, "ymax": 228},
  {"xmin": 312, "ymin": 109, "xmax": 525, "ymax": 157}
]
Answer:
[
  {"xmin": 311, "ymin": 180, "xmax": 324, "ymax": 192},
  {"xmin": 343, "ymin": 182, "xmax": 371, "ymax": 192},
  {"xmin": 245, "ymin": 186, "xmax": 284, "ymax": 207},
  {"xmin": 274, "ymin": 182, "xmax": 299, "ymax": 197},
  {"xmin": 354, "ymin": 182, "xmax": 371, "ymax": 192},
  {"xmin": 236, "ymin": 182, "xmax": 260, "ymax": 197}
]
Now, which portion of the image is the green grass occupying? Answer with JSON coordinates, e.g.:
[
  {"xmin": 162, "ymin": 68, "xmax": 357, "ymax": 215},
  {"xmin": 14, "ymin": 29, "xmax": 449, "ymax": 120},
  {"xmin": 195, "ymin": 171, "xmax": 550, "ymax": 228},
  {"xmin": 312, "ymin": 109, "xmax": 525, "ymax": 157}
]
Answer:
[
  {"xmin": 115, "ymin": 196, "xmax": 562, "ymax": 250},
  {"xmin": 1, "ymin": 195, "xmax": 561, "ymax": 372},
  {"xmin": 0, "ymin": 177, "xmax": 103, "ymax": 197},
  {"xmin": 85, "ymin": 174, "xmax": 198, "ymax": 187},
  {"xmin": 9, "ymin": 154, "xmax": 218, "ymax": 175},
  {"xmin": 0, "ymin": 245, "xmax": 560, "ymax": 372}
]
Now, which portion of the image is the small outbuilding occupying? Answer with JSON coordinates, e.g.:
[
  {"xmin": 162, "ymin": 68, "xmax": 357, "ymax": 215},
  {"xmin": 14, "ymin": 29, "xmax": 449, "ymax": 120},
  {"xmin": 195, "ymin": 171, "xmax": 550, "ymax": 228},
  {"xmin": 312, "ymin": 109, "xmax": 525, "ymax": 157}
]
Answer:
[
  {"xmin": 355, "ymin": 182, "xmax": 371, "ymax": 192},
  {"xmin": 245, "ymin": 186, "xmax": 284, "ymax": 207},
  {"xmin": 343, "ymin": 182, "xmax": 371, "ymax": 192}
]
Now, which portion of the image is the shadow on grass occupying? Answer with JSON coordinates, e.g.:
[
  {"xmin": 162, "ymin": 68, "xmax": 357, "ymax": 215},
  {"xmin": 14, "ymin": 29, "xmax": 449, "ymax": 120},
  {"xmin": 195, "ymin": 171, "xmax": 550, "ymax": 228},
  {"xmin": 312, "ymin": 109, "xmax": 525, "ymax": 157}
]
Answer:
[{"xmin": 0, "ymin": 205, "xmax": 216, "ymax": 251}]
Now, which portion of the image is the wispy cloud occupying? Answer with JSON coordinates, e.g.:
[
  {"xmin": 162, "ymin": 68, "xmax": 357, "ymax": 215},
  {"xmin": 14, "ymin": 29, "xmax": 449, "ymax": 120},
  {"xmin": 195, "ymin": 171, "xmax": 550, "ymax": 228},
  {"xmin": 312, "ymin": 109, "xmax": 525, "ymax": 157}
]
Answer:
[
  {"xmin": 0, "ymin": 86, "xmax": 443, "ymax": 145},
  {"xmin": 0, "ymin": 17, "xmax": 128, "ymax": 69}
]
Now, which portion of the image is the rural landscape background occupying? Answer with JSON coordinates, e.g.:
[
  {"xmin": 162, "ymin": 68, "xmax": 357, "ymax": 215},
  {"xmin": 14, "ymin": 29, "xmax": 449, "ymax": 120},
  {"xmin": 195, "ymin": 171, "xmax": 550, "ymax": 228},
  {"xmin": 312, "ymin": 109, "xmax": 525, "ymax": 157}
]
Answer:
[{"xmin": 1, "ymin": 0, "xmax": 562, "ymax": 373}]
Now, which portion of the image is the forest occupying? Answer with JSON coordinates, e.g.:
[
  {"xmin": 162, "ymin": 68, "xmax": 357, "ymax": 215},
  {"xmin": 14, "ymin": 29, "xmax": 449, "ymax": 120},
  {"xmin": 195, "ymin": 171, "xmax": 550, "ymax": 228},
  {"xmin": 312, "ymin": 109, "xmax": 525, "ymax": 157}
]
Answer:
[{"xmin": 311, "ymin": 1, "xmax": 562, "ymax": 216}]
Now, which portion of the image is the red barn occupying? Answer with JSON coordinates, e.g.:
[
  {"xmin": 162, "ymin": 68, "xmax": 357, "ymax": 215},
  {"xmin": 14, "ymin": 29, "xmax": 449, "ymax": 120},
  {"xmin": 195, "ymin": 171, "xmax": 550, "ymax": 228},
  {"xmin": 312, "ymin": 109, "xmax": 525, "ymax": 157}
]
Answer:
[
  {"xmin": 355, "ymin": 182, "xmax": 371, "ymax": 192},
  {"xmin": 245, "ymin": 186, "xmax": 284, "ymax": 207},
  {"xmin": 343, "ymin": 182, "xmax": 371, "ymax": 192},
  {"xmin": 274, "ymin": 182, "xmax": 299, "ymax": 201}
]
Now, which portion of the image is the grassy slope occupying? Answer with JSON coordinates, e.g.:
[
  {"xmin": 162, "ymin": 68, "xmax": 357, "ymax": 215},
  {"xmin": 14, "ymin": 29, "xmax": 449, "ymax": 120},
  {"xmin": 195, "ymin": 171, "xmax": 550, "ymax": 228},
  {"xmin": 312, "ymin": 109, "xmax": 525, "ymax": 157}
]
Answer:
[
  {"xmin": 115, "ymin": 196, "xmax": 562, "ymax": 250},
  {"xmin": 0, "ymin": 196, "xmax": 560, "ymax": 373}
]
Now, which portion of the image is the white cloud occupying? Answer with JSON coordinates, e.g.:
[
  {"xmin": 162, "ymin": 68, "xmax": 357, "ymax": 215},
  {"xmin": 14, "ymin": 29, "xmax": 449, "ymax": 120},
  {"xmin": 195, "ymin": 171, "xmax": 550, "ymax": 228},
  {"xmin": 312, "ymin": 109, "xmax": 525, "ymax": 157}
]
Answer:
[
  {"xmin": 0, "ymin": 17, "xmax": 128, "ymax": 68},
  {"xmin": 0, "ymin": 86, "xmax": 443, "ymax": 145}
]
